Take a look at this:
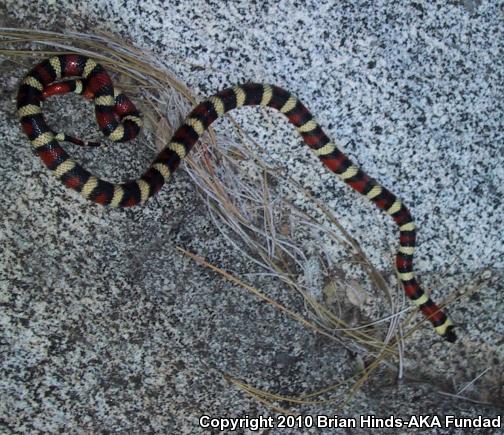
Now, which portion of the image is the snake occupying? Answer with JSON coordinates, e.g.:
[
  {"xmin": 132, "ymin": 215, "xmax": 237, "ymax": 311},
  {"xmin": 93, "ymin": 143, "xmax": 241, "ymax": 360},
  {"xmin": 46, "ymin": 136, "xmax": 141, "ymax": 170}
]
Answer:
[{"xmin": 16, "ymin": 54, "xmax": 456, "ymax": 342}]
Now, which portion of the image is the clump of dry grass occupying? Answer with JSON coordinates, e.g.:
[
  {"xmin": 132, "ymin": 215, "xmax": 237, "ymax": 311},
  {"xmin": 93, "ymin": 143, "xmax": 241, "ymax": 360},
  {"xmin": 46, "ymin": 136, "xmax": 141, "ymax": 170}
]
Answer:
[{"xmin": 2, "ymin": 28, "xmax": 492, "ymax": 411}]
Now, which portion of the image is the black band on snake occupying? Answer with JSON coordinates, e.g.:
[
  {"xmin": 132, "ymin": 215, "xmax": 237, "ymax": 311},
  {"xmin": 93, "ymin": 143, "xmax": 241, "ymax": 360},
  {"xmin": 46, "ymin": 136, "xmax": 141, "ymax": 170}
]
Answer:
[{"xmin": 16, "ymin": 55, "xmax": 456, "ymax": 343}]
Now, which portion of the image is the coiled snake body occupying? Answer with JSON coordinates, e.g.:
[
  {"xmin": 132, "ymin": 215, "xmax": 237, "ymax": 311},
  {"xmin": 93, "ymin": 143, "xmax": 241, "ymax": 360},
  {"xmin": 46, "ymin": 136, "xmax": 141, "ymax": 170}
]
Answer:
[{"xmin": 17, "ymin": 55, "xmax": 456, "ymax": 342}]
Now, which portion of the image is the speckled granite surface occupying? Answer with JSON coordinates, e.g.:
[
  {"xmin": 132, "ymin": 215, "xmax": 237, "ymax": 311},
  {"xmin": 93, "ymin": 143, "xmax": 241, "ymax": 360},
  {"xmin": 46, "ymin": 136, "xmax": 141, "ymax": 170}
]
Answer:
[{"xmin": 1, "ymin": 1, "xmax": 503, "ymax": 433}]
